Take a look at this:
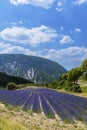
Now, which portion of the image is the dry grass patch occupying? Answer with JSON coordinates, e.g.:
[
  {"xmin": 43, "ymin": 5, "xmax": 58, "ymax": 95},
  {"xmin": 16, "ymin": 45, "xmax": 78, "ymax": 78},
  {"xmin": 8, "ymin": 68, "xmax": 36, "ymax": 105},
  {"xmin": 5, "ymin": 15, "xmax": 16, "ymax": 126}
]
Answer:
[{"xmin": 0, "ymin": 103, "xmax": 87, "ymax": 130}]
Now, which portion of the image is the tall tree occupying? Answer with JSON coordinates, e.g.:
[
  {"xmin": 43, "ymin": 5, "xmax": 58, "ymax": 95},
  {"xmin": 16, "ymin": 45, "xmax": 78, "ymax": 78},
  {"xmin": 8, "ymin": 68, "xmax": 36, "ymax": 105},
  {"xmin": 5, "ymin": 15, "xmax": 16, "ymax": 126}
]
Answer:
[
  {"xmin": 81, "ymin": 59, "xmax": 87, "ymax": 72},
  {"xmin": 81, "ymin": 59, "xmax": 87, "ymax": 80},
  {"xmin": 68, "ymin": 67, "xmax": 82, "ymax": 84},
  {"xmin": 62, "ymin": 73, "xmax": 68, "ymax": 80}
]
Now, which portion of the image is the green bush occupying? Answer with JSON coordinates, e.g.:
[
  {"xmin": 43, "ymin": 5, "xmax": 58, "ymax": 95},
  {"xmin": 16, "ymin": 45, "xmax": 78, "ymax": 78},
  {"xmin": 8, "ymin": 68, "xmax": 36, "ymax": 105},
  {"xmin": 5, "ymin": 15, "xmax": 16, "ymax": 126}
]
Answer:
[
  {"xmin": 65, "ymin": 81, "xmax": 82, "ymax": 93},
  {"xmin": 51, "ymin": 81, "xmax": 58, "ymax": 89},
  {"xmin": 49, "ymin": 81, "xmax": 63, "ymax": 89},
  {"xmin": 64, "ymin": 81, "xmax": 73, "ymax": 90},
  {"xmin": 7, "ymin": 82, "xmax": 17, "ymax": 90},
  {"xmin": 71, "ymin": 84, "xmax": 82, "ymax": 93}
]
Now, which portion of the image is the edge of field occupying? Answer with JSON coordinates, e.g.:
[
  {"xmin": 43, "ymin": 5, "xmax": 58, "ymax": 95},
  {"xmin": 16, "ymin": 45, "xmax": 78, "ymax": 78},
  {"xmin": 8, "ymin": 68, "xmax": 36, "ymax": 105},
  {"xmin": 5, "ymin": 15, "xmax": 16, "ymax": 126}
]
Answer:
[{"xmin": 0, "ymin": 102, "xmax": 87, "ymax": 130}]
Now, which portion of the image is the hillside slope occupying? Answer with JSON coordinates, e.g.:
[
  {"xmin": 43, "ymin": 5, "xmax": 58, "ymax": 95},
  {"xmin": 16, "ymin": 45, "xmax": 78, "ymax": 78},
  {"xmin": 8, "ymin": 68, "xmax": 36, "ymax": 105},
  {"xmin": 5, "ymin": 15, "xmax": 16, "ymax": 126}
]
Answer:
[
  {"xmin": 0, "ymin": 72, "xmax": 33, "ymax": 88},
  {"xmin": 0, "ymin": 54, "xmax": 67, "ymax": 84}
]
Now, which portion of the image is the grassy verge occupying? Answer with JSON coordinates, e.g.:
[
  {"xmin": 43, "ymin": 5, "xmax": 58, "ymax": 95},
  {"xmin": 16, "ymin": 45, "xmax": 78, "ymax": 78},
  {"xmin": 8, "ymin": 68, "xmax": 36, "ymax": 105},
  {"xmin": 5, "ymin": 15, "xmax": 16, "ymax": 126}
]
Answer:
[
  {"xmin": 0, "ymin": 116, "xmax": 25, "ymax": 130},
  {"xmin": 56, "ymin": 79, "xmax": 87, "ymax": 97},
  {"xmin": 58, "ymin": 88, "xmax": 87, "ymax": 97},
  {"xmin": 79, "ymin": 79, "xmax": 87, "ymax": 92}
]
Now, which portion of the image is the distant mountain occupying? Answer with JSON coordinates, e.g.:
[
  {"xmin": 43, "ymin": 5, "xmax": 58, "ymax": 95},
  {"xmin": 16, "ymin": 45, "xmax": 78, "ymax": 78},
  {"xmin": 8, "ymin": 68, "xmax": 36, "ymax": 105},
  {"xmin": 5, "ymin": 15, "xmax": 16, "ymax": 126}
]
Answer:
[
  {"xmin": 0, "ymin": 54, "xmax": 67, "ymax": 84},
  {"xmin": 0, "ymin": 72, "xmax": 33, "ymax": 87}
]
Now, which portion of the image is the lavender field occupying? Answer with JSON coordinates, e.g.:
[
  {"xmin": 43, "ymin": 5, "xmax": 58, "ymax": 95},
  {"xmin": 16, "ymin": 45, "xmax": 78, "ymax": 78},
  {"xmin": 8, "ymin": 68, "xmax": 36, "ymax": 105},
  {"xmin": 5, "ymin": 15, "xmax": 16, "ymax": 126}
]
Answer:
[{"xmin": 0, "ymin": 88, "xmax": 87, "ymax": 122}]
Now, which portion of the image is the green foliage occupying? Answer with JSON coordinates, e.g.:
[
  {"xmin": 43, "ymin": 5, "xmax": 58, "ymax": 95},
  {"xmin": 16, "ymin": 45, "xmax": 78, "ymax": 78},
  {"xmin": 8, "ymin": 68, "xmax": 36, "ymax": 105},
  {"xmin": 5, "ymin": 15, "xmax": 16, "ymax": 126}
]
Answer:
[
  {"xmin": 53, "ymin": 59, "xmax": 87, "ymax": 93},
  {"xmin": 7, "ymin": 82, "xmax": 17, "ymax": 90},
  {"xmin": 81, "ymin": 59, "xmax": 87, "ymax": 72},
  {"xmin": 81, "ymin": 86, "xmax": 87, "ymax": 93},
  {"xmin": 48, "ymin": 67, "xmax": 82, "ymax": 93},
  {"xmin": 65, "ymin": 82, "xmax": 82, "ymax": 92},
  {"xmin": 82, "ymin": 73, "xmax": 87, "ymax": 80},
  {"xmin": 48, "ymin": 80, "xmax": 63, "ymax": 89},
  {"xmin": 64, "ymin": 118, "xmax": 73, "ymax": 124},
  {"xmin": 0, "ymin": 72, "xmax": 33, "ymax": 88},
  {"xmin": 62, "ymin": 67, "xmax": 82, "ymax": 92},
  {"xmin": 50, "ymin": 81, "xmax": 59, "ymax": 89},
  {"xmin": 81, "ymin": 59, "xmax": 87, "ymax": 80},
  {"xmin": 68, "ymin": 67, "xmax": 82, "ymax": 83},
  {"xmin": 64, "ymin": 81, "xmax": 73, "ymax": 90},
  {"xmin": 62, "ymin": 73, "xmax": 68, "ymax": 80}
]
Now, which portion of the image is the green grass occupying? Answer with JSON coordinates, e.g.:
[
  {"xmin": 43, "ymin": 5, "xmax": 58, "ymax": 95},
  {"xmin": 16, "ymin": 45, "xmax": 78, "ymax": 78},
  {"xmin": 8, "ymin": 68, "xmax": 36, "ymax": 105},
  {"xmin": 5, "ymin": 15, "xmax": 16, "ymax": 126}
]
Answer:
[
  {"xmin": 64, "ymin": 118, "xmax": 74, "ymax": 124},
  {"xmin": 79, "ymin": 79, "xmax": 87, "ymax": 92},
  {"xmin": 78, "ymin": 79, "xmax": 87, "ymax": 96},
  {"xmin": 0, "ymin": 116, "xmax": 25, "ymax": 130},
  {"xmin": 81, "ymin": 86, "xmax": 87, "ymax": 93}
]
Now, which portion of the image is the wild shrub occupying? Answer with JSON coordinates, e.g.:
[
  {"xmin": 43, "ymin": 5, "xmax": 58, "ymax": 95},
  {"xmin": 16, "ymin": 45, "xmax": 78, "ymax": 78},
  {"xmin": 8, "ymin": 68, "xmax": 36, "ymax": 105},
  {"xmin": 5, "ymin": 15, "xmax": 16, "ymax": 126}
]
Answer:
[
  {"xmin": 7, "ymin": 82, "xmax": 17, "ymax": 90},
  {"xmin": 65, "ymin": 81, "xmax": 82, "ymax": 92}
]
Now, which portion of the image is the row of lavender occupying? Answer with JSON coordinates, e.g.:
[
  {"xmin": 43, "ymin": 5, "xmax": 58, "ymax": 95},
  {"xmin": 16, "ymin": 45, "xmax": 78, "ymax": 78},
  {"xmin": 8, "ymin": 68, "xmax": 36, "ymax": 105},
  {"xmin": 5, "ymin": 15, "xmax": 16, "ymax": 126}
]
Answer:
[{"xmin": 0, "ymin": 88, "xmax": 87, "ymax": 122}]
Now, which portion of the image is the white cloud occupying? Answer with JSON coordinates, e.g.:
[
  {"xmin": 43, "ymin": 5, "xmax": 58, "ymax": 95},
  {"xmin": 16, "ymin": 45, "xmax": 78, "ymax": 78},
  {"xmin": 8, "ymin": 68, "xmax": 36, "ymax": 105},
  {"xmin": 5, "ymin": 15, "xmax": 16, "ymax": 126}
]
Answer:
[
  {"xmin": 0, "ymin": 25, "xmax": 58, "ymax": 47},
  {"xmin": 60, "ymin": 35, "xmax": 74, "ymax": 44},
  {"xmin": 0, "ymin": 42, "xmax": 11, "ymax": 49},
  {"xmin": 56, "ymin": 1, "xmax": 63, "ymax": 12},
  {"xmin": 11, "ymin": 21, "xmax": 23, "ymax": 26},
  {"xmin": 1, "ymin": 42, "xmax": 87, "ymax": 70},
  {"xmin": 44, "ymin": 46, "xmax": 87, "ymax": 70},
  {"xmin": 60, "ymin": 26, "xmax": 64, "ymax": 31},
  {"xmin": 47, "ymin": 47, "xmax": 86, "ymax": 59},
  {"xmin": 56, "ymin": 7, "xmax": 63, "ymax": 12},
  {"xmin": 74, "ymin": 28, "xmax": 81, "ymax": 32},
  {"xmin": 0, "ymin": 42, "xmax": 40, "ymax": 55},
  {"xmin": 10, "ymin": 0, "xmax": 55, "ymax": 9},
  {"xmin": 72, "ymin": 0, "xmax": 87, "ymax": 5}
]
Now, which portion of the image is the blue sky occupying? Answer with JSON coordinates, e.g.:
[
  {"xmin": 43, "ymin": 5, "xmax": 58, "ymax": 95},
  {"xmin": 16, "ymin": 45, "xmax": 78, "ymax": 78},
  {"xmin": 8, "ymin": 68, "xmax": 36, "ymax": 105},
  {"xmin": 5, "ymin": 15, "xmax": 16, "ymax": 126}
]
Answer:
[{"xmin": 0, "ymin": 0, "xmax": 87, "ymax": 70}]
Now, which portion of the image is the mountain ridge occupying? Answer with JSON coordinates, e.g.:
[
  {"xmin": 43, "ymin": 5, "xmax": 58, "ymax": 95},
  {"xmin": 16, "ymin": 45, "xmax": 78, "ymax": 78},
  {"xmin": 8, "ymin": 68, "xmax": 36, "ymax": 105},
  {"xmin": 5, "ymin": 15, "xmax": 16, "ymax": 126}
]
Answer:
[{"xmin": 0, "ymin": 54, "xmax": 67, "ymax": 84}]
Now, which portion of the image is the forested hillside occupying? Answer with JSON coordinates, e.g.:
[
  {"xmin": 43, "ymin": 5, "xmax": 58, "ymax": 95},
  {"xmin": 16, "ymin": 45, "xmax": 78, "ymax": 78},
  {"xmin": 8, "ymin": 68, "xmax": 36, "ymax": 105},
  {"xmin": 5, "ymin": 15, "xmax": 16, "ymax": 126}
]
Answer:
[
  {"xmin": 48, "ymin": 59, "xmax": 87, "ymax": 93},
  {"xmin": 0, "ymin": 72, "xmax": 33, "ymax": 88}
]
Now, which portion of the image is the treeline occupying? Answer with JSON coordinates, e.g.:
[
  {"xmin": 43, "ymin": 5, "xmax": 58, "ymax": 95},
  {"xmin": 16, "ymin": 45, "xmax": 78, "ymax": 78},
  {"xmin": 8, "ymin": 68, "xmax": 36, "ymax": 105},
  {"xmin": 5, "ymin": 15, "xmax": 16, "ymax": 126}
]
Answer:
[
  {"xmin": 0, "ymin": 72, "xmax": 33, "ymax": 88},
  {"xmin": 47, "ymin": 59, "xmax": 87, "ymax": 93}
]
